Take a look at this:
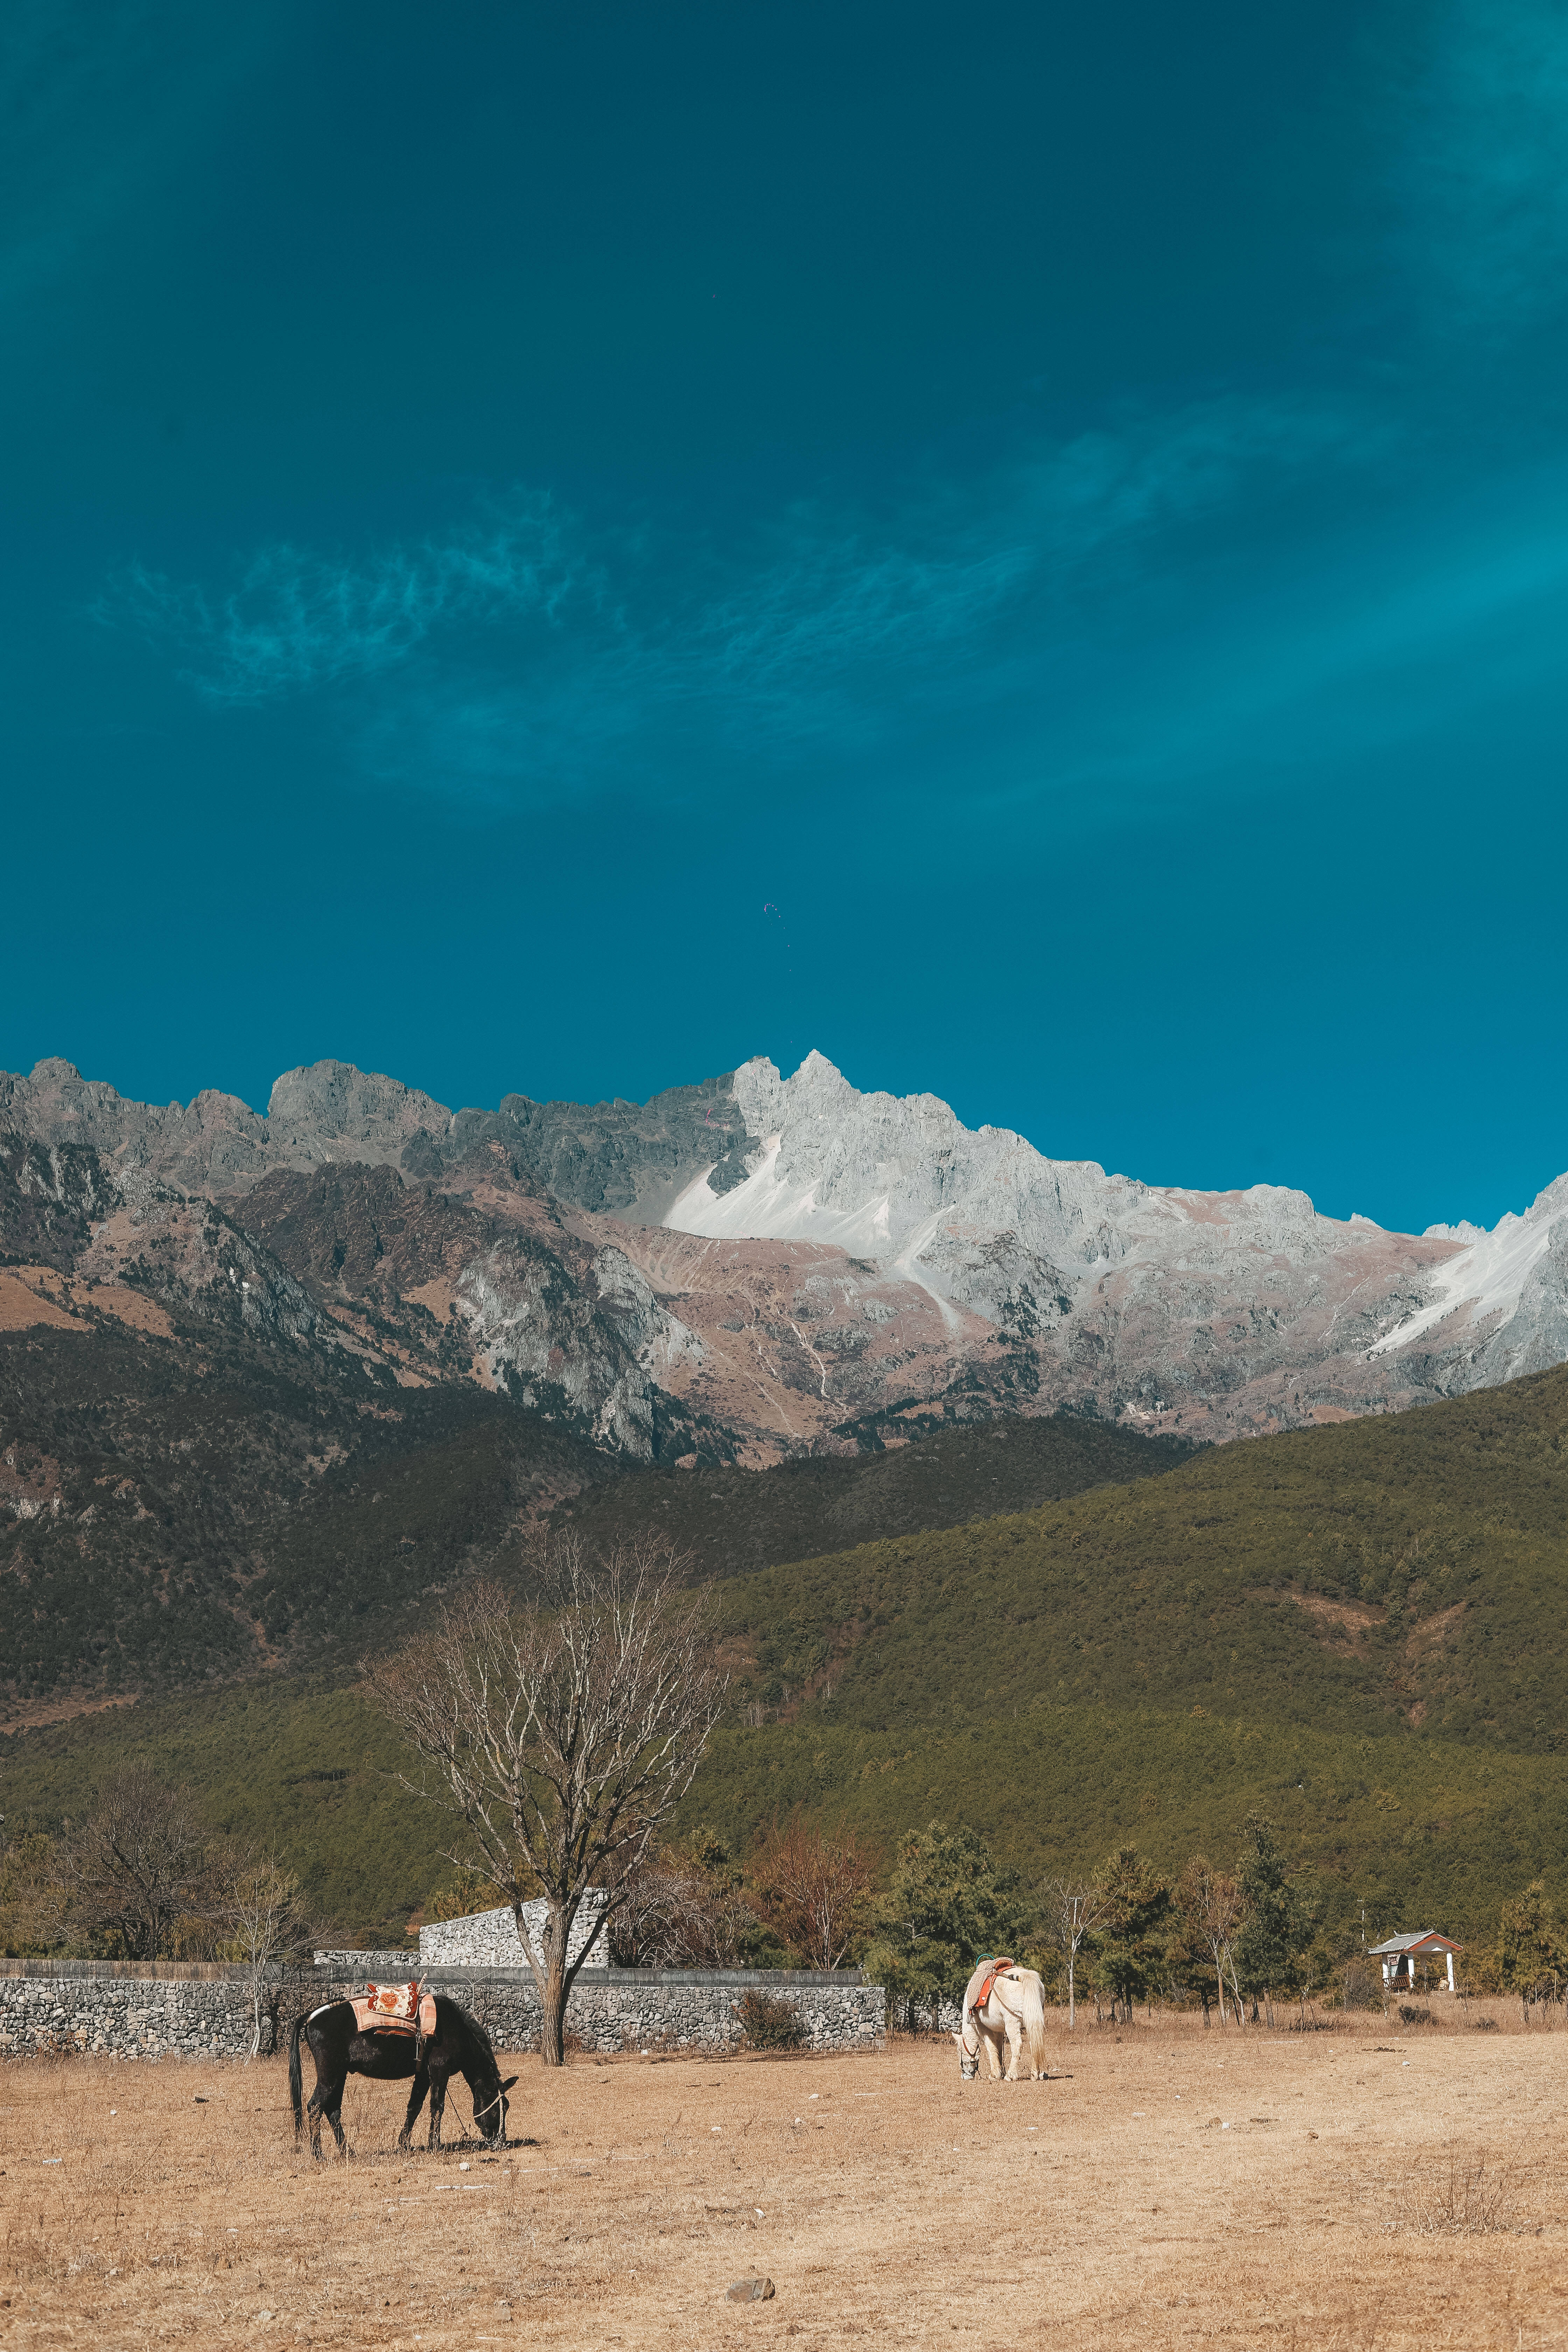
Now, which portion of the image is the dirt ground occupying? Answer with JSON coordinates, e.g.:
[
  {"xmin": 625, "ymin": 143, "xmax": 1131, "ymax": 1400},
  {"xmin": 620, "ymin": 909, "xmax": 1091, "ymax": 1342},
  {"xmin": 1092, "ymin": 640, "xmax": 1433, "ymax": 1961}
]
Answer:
[{"xmin": 3, "ymin": 2009, "xmax": 1566, "ymax": 2350}]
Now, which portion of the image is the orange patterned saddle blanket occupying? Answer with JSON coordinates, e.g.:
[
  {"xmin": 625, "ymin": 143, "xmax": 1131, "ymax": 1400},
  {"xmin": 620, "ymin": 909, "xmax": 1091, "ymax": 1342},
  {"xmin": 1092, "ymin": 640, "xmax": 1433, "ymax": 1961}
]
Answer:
[{"xmin": 351, "ymin": 1981, "xmax": 436, "ymax": 2038}]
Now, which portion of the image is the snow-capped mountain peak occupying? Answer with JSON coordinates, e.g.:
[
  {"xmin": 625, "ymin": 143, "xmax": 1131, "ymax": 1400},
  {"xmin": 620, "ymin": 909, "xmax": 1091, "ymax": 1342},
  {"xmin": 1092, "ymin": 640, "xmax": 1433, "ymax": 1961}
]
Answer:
[{"xmin": 664, "ymin": 1049, "xmax": 1568, "ymax": 1438}]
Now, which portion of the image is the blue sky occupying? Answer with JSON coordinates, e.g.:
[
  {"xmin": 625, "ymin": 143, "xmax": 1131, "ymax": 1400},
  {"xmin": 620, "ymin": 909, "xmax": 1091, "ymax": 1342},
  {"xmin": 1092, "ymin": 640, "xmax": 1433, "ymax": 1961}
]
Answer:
[{"xmin": 5, "ymin": 0, "xmax": 1567, "ymax": 1233}]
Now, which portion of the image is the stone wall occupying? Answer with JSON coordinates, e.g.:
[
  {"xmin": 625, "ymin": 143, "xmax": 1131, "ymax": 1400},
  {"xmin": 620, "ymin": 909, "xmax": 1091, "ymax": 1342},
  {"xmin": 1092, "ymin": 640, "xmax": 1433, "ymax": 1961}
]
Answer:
[
  {"xmin": 423, "ymin": 1967, "xmax": 886, "ymax": 2057},
  {"xmin": 0, "ymin": 1960, "xmax": 883, "ymax": 2061},
  {"xmin": 418, "ymin": 1893, "xmax": 609, "ymax": 1970},
  {"xmin": 0, "ymin": 1961, "xmax": 286, "ymax": 2061},
  {"xmin": 316, "ymin": 1894, "xmax": 609, "ymax": 1976},
  {"xmin": 310, "ymin": 1949, "xmax": 424, "ymax": 1979}
]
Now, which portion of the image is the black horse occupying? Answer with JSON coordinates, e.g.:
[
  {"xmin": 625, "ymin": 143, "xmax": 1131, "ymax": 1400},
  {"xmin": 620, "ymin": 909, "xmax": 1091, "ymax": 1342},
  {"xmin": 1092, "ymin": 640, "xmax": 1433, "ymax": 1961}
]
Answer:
[{"xmin": 288, "ymin": 1994, "xmax": 517, "ymax": 2160}]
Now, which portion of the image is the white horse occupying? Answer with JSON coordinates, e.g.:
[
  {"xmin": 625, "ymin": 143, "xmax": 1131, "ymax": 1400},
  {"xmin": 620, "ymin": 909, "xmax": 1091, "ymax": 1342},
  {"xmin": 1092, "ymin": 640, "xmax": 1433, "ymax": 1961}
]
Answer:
[{"xmin": 953, "ymin": 1958, "xmax": 1048, "ymax": 2082}]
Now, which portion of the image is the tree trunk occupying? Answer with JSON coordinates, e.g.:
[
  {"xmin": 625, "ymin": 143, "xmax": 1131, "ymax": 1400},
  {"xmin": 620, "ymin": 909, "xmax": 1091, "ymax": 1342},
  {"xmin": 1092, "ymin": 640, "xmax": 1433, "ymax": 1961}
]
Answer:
[
  {"xmin": 540, "ymin": 1941, "xmax": 569, "ymax": 2065},
  {"xmin": 522, "ymin": 1900, "xmax": 574, "ymax": 2068},
  {"xmin": 1067, "ymin": 1953, "xmax": 1076, "ymax": 2031}
]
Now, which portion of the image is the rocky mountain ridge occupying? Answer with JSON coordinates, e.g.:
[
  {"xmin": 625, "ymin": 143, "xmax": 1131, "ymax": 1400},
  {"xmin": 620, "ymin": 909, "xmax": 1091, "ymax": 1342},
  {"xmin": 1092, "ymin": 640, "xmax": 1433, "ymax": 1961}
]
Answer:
[
  {"xmin": 0, "ymin": 1055, "xmax": 748, "ymax": 1217},
  {"xmin": 5, "ymin": 1049, "xmax": 1566, "ymax": 1454},
  {"xmin": 661, "ymin": 1049, "xmax": 1568, "ymax": 1439}
]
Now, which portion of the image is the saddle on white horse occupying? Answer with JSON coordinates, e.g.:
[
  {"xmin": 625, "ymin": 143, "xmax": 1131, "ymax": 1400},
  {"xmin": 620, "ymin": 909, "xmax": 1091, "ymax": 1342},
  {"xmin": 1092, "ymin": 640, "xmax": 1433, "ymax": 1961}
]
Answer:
[{"xmin": 967, "ymin": 1957, "xmax": 1015, "ymax": 2018}]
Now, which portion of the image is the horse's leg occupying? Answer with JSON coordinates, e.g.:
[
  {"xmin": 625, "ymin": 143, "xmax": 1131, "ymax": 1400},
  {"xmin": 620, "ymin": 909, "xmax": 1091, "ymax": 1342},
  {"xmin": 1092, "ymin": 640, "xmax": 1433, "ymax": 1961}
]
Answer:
[
  {"xmin": 400, "ymin": 2067, "xmax": 430, "ymax": 2150},
  {"xmin": 982, "ymin": 2017, "xmax": 1004, "ymax": 2081},
  {"xmin": 1003, "ymin": 2008, "xmax": 1023, "ymax": 2083},
  {"xmin": 426, "ymin": 2065, "xmax": 449, "ymax": 2152},
  {"xmin": 308, "ymin": 2070, "xmax": 347, "ymax": 2160}
]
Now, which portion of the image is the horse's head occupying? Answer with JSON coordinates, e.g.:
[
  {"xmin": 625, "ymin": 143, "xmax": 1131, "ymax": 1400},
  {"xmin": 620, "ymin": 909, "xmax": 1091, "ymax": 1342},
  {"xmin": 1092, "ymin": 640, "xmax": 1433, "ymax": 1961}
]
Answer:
[
  {"xmin": 473, "ymin": 2071, "xmax": 518, "ymax": 2146},
  {"xmin": 952, "ymin": 2022, "xmax": 980, "ymax": 2082}
]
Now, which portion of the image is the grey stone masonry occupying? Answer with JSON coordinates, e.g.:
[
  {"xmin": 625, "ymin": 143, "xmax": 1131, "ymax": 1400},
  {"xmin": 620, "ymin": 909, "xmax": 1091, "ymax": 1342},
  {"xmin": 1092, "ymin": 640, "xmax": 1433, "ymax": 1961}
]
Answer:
[
  {"xmin": 434, "ymin": 1967, "xmax": 886, "ymax": 2056},
  {"xmin": 0, "ymin": 1960, "xmax": 287, "ymax": 2061},
  {"xmin": 316, "ymin": 1894, "xmax": 609, "ymax": 1975},
  {"xmin": 417, "ymin": 1893, "xmax": 609, "ymax": 1970},
  {"xmin": 311, "ymin": 1949, "xmax": 426, "ymax": 1979},
  {"xmin": 0, "ymin": 1959, "xmax": 884, "ymax": 2060}
]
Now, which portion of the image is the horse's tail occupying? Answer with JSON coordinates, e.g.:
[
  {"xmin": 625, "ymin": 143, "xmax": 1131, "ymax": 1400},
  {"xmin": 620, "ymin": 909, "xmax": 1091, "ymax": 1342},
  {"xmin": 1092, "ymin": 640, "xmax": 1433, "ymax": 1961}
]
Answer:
[
  {"xmin": 1020, "ymin": 1970, "xmax": 1048, "ymax": 2077},
  {"xmin": 288, "ymin": 2011, "xmax": 306, "ymax": 2136}
]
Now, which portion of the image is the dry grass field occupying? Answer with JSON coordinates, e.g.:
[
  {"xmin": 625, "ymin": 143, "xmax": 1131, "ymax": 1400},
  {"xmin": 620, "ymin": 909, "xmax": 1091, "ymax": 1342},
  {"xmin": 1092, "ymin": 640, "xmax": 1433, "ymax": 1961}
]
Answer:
[{"xmin": 3, "ymin": 2010, "xmax": 1567, "ymax": 2351}]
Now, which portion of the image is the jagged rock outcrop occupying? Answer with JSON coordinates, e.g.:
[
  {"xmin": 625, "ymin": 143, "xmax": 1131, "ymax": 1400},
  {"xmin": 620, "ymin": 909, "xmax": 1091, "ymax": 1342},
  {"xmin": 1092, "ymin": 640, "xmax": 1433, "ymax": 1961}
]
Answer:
[
  {"xmin": 231, "ymin": 1156, "xmax": 714, "ymax": 1458},
  {"xmin": 659, "ymin": 1051, "xmax": 1568, "ymax": 1440},
  {"xmin": 0, "ymin": 1056, "xmax": 749, "ymax": 1217},
  {"xmin": 0, "ymin": 1132, "xmax": 112, "ymax": 1269},
  {"xmin": 6, "ymin": 1048, "xmax": 1567, "ymax": 1454}
]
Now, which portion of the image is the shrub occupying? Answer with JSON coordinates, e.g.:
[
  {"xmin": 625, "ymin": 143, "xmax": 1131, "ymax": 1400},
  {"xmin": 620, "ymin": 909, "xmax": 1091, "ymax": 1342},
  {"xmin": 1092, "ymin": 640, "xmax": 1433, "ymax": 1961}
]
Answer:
[
  {"xmin": 428, "ymin": 1868, "xmax": 496, "ymax": 1924},
  {"xmin": 1342, "ymin": 1959, "xmax": 1381, "ymax": 2011},
  {"xmin": 1393, "ymin": 2148, "xmax": 1523, "ymax": 2235},
  {"xmin": 1473, "ymin": 2015, "xmax": 1499, "ymax": 2031},
  {"xmin": 750, "ymin": 1818, "xmax": 876, "ymax": 1969},
  {"xmin": 736, "ymin": 1989, "xmax": 804, "ymax": 2050},
  {"xmin": 1399, "ymin": 2002, "xmax": 1433, "ymax": 2026}
]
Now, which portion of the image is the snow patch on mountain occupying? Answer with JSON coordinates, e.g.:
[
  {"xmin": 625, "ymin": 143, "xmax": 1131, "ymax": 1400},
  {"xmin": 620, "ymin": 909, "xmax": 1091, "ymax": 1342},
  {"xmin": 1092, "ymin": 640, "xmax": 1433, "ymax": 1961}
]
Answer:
[
  {"xmin": 666, "ymin": 1136, "xmax": 895, "ymax": 1258},
  {"xmin": 662, "ymin": 1048, "xmax": 1568, "ymax": 1429},
  {"xmin": 1369, "ymin": 1172, "xmax": 1568, "ymax": 1358}
]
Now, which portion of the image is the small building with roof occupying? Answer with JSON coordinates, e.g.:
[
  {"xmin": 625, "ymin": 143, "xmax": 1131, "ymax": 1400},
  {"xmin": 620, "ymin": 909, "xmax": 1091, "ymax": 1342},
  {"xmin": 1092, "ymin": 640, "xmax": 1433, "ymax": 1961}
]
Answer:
[{"xmin": 1367, "ymin": 1929, "xmax": 1461, "ymax": 1994}]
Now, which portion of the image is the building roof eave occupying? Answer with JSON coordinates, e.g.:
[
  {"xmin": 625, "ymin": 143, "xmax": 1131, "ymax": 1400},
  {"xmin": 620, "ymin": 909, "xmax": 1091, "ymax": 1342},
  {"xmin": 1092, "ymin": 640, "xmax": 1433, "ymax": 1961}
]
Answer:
[{"xmin": 1366, "ymin": 1931, "xmax": 1461, "ymax": 1956}]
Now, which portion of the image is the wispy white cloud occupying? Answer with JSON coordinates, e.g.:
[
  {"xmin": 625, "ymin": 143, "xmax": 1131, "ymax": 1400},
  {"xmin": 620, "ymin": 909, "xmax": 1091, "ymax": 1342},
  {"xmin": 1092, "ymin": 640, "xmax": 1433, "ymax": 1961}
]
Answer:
[
  {"xmin": 699, "ymin": 394, "xmax": 1381, "ymax": 706},
  {"xmin": 111, "ymin": 497, "xmax": 590, "ymax": 702},
  {"xmin": 109, "ymin": 390, "xmax": 1395, "ymax": 810}
]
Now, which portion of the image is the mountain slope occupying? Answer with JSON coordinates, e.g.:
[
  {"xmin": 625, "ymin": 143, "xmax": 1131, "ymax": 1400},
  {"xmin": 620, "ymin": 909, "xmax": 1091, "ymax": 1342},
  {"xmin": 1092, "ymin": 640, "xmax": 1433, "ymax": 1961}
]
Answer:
[
  {"xmin": 663, "ymin": 1051, "xmax": 1568, "ymax": 1440},
  {"xmin": 553, "ymin": 1411, "xmax": 1197, "ymax": 1583},
  {"xmin": 7, "ymin": 1046, "xmax": 1568, "ymax": 1461},
  {"xmin": 711, "ymin": 1363, "xmax": 1568, "ymax": 1755},
  {"xmin": 6, "ymin": 1367, "xmax": 1568, "ymax": 1949},
  {"xmin": 0, "ymin": 1316, "xmax": 615, "ymax": 1722}
]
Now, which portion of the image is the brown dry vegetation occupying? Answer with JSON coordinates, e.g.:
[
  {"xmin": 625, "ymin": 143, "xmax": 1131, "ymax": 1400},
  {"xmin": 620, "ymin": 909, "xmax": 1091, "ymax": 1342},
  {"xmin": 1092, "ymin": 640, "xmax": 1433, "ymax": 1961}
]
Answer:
[
  {"xmin": 4, "ymin": 2011, "xmax": 1567, "ymax": 2349},
  {"xmin": 0, "ymin": 1265, "xmax": 176, "ymax": 1340}
]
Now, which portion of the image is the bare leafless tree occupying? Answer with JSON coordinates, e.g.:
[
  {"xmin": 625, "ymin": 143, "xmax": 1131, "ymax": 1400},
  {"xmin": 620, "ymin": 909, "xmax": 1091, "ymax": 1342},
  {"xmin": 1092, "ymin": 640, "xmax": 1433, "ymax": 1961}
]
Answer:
[
  {"xmin": 608, "ymin": 1836, "xmax": 762, "ymax": 1968},
  {"xmin": 752, "ymin": 1819, "xmax": 876, "ymax": 1970},
  {"xmin": 1175, "ymin": 1854, "xmax": 1243, "ymax": 2026},
  {"xmin": 212, "ymin": 1847, "xmax": 320, "ymax": 2059},
  {"xmin": 366, "ymin": 1535, "xmax": 726, "ymax": 2066},
  {"xmin": 1041, "ymin": 1879, "xmax": 1108, "ymax": 2030},
  {"xmin": 51, "ymin": 1769, "xmax": 212, "ymax": 1960}
]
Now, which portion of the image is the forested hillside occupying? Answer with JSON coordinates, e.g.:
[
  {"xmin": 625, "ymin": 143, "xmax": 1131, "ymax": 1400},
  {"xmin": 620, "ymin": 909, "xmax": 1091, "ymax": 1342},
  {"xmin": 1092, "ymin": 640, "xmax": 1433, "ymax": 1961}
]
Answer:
[
  {"xmin": 0, "ymin": 1281, "xmax": 1189, "ymax": 1716},
  {"xmin": 4, "ymin": 1368, "xmax": 1567, "ymax": 1951},
  {"xmin": 554, "ymin": 1411, "xmax": 1196, "ymax": 1582},
  {"xmin": 0, "ymin": 1323, "xmax": 613, "ymax": 1710},
  {"xmin": 713, "ymin": 1364, "xmax": 1568, "ymax": 1755}
]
